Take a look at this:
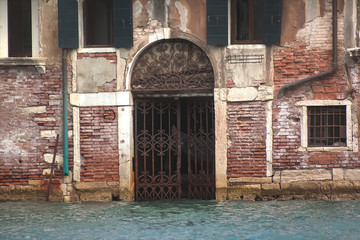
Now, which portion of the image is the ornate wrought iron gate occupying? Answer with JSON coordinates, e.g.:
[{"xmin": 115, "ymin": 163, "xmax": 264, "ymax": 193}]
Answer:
[
  {"xmin": 135, "ymin": 99, "xmax": 181, "ymax": 200},
  {"xmin": 134, "ymin": 98, "xmax": 215, "ymax": 201},
  {"xmin": 187, "ymin": 99, "xmax": 215, "ymax": 199}
]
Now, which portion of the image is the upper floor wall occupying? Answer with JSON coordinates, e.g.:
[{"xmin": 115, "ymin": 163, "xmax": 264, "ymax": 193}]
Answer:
[{"xmin": 0, "ymin": 0, "xmax": 357, "ymax": 83}]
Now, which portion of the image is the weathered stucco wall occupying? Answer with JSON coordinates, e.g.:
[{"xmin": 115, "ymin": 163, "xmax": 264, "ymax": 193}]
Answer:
[{"xmin": 40, "ymin": 0, "xmax": 62, "ymax": 65}]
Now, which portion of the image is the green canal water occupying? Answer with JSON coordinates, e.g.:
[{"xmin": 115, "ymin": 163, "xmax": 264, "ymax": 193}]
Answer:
[{"xmin": 0, "ymin": 199, "xmax": 360, "ymax": 240}]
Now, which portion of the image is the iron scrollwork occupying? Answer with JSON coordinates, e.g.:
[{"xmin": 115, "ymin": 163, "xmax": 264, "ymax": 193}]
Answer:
[{"xmin": 131, "ymin": 39, "xmax": 214, "ymax": 92}]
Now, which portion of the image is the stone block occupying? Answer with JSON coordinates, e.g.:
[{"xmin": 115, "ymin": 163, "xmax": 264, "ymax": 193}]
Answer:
[
  {"xmin": 28, "ymin": 180, "xmax": 42, "ymax": 186},
  {"xmin": 227, "ymin": 87, "xmax": 258, "ymax": 102},
  {"xmin": 227, "ymin": 184, "xmax": 261, "ymax": 201},
  {"xmin": 281, "ymin": 181, "xmax": 321, "ymax": 194},
  {"xmin": 344, "ymin": 169, "xmax": 360, "ymax": 181},
  {"xmin": 42, "ymin": 168, "xmax": 51, "ymax": 175},
  {"xmin": 44, "ymin": 153, "xmax": 63, "ymax": 164},
  {"xmin": 215, "ymin": 188, "xmax": 228, "ymax": 200},
  {"xmin": 49, "ymin": 94, "xmax": 62, "ymax": 100},
  {"xmin": 229, "ymin": 177, "xmax": 272, "ymax": 184},
  {"xmin": 79, "ymin": 191, "xmax": 112, "ymax": 202},
  {"xmin": 21, "ymin": 106, "xmax": 46, "ymax": 114},
  {"xmin": 262, "ymin": 183, "xmax": 281, "ymax": 191},
  {"xmin": 106, "ymin": 182, "xmax": 119, "ymax": 188},
  {"xmin": 281, "ymin": 169, "xmax": 332, "ymax": 183},
  {"xmin": 63, "ymin": 174, "xmax": 72, "ymax": 184},
  {"xmin": 332, "ymin": 181, "xmax": 354, "ymax": 193},
  {"xmin": 332, "ymin": 168, "xmax": 345, "ymax": 181},
  {"xmin": 273, "ymin": 171, "xmax": 281, "ymax": 183},
  {"xmin": 34, "ymin": 117, "xmax": 56, "ymax": 122},
  {"xmin": 74, "ymin": 182, "xmax": 108, "ymax": 190},
  {"xmin": 40, "ymin": 130, "xmax": 57, "ymax": 138}
]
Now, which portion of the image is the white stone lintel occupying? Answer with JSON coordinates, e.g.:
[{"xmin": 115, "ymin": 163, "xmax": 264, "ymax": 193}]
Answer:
[
  {"xmin": 227, "ymin": 87, "xmax": 258, "ymax": 102},
  {"xmin": 70, "ymin": 92, "xmax": 133, "ymax": 107}
]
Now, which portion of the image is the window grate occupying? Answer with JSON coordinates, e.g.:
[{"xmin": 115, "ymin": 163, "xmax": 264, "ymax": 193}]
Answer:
[{"xmin": 308, "ymin": 106, "xmax": 346, "ymax": 147}]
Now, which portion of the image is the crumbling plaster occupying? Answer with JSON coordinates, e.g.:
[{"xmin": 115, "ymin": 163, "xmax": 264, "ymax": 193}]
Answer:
[
  {"xmin": 133, "ymin": 0, "xmax": 206, "ymax": 43},
  {"xmin": 76, "ymin": 57, "xmax": 116, "ymax": 93},
  {"xmin": 39, "ymin": 0, "xmax": 62, "ymax": 65}
]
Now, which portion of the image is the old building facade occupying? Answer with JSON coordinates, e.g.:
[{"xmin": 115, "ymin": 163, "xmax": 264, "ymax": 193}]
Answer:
[{"xmin": 1, "ymin": 0, "xmax": 360, "ymax": 201}]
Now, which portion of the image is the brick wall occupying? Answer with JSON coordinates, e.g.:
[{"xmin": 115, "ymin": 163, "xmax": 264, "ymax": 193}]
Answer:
[
  {"xmin": 0, "ymin": 66, "xmax": 63, "ymax": 186},
  {"xmin": 79, "ymin": 107, "xmax": 119, "ymax": 182},
  {"xmin": 227, "ymin": 101, "xmax": 267, "ymax": 178},
  {"xmin": 272, "ymin": 1, "xmax": 360, "ymax": 170}
]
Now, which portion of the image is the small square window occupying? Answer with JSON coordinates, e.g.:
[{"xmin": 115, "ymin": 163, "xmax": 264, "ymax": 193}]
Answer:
[
  {"xmin": 308, "ymin": 106, "xmax": 347, "ymax": 147},
  {"xmin": 231, "ymin": 0, "xmax": 264, "ymax": 44},
  {"xmin": 83, "ymin": 0, "xmax": 113, "ymax": 47},
  {"xmin": 8, "ymin": 0, "xmax": 32, "ymax": 57}
]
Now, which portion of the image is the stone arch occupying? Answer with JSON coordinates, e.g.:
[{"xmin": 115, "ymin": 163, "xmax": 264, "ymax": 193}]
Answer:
[
  {"xmin": 124, "ymin": 29, "xmax": 219, "ymax": 91},
  {"xmin": 130, "ymin": 38, "xmax": 214, "ymax": 93}
]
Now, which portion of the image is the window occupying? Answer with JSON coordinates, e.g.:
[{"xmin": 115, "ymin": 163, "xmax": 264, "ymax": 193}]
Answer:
[
  {"xmin": 297, "ymin": 100, "xmax": 356, "ymax": 152},
  {"xmin": 308, "ymin": 106, "xmax": 346, "ymax": 147},
  {"xmin": 0, "ymin": 0, "xmax": 38, "ymax": 58},
  {"xmin": 8, "ymin": 0, "xmax": 32, "ymax": 57},
  {"xmin": 83, "ymin": 0, "xmax": 113, "ymax": 47},
  {"xmin": 58, "ymin": 0, "xmax": 133, "ymax": 49},
  {"xmin": 231, "ymin": 0, "xmax": 264, "ymax": 44},
  {"xmin": 206, "ymin": 0, "xmax": 282, "ymax": 46}
]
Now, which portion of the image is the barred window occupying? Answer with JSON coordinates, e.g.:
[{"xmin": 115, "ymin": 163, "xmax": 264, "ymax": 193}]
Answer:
[{"xmin": 308, "ymin": 106, "xmax": 346, "ymax": 147}]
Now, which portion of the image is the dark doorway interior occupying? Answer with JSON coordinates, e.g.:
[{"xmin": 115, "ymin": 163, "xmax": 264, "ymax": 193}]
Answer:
[{"xmin": 134, "ymin": 97, "xmax": 215, "ymax": 201}]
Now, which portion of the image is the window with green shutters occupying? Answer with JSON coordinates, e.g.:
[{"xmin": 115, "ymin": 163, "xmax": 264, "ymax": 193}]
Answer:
[
  {"xmin": 207, "ymin": 0, "xmax": 282, "ymax": 46},
  {"xmin": 231, "ymin": 0, "xmax": 282, "ymax": 45},
  {"xmin": 207, "ymin": 0, "xmax": 228, "ymax": 46},
  {"xmin": 58, "ymin": 0, "xmax": 79, "ymax": 49},
  {"xmin": 58, "ymin": 0, "xmax": 133, "ymax": 49}
]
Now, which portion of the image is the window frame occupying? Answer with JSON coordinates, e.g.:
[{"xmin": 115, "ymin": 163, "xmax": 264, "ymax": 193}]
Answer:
[
  {"xmin": 297, "ymin": 100, "xmax": 356, "ymax": 152},
  {"xmin": 83, "ymin": 0, "xmax": 114, "ymax": 48},
  {"xmin": 231, "ymin": 0, "xmax": 263, "ymax": 45},
  {"xmin": 0, "ymin": 0, "xmax": 39, "ymax": 58}
]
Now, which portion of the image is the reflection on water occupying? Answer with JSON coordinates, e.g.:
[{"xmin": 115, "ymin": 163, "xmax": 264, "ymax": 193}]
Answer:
[{"xmin": 0, "ymin": 200, "xmax": 360, "ymax": 239}]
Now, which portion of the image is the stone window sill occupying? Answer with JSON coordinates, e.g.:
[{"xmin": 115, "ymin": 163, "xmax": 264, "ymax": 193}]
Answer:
[
  {"xmin": 77, "ymin": 48, "xmax": 116, "ymax": 53},
  {"xmin": 0, "ymin": 57, "xmax": 46, "ymax": 74},
  {"xmin": 298, "ymin": 146, "xmax": 351, "ymax": 152}
]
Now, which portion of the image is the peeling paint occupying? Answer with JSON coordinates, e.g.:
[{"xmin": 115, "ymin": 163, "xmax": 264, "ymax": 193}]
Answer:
[{"xmin": 174, "ymin": 1, "xmax": 188, "ymax": 32}]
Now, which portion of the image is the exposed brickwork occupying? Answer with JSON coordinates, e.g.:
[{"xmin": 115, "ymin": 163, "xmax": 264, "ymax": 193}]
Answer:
[
  {"xmin": 0, "ymin": 66, "xmax": 64, "ymax": 186},
  {"xmin": 227, "ymin": 102, "xmax": 267, "ymax": 177},
  {"xmin": 77, "ymin": 52, "xmax": 117, "ymax": 64},
  {"xmin": 272, "ymin": 1, "xmax": 360, "ymax": 171},
  {"xmin": 79, "ymin": 107, "xmax": 119, "ymax": 182}
]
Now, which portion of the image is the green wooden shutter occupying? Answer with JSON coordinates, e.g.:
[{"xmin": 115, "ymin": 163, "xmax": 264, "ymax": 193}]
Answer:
[
  {"xmin": 262, "ymin": 0, "xmax": 282, "ymax": 45},
  {"xmin": 58, "ymin": 0, "xmax": 79, "ymax": 48},
  {"xmin": 207, "ymin": 0, "xmax": 228, "ymax": 45},
  {"xmin": 113, "ymin": 0, "xmax": 133, "ymax": 48}
]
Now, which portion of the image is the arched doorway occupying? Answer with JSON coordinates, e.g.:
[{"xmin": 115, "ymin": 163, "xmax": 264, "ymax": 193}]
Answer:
[{"xmin": 131, "ymin": 39, "xmax": 215, "ymax": 201}]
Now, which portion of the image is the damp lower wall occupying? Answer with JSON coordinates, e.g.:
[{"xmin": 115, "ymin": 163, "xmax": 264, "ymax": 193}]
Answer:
[{"xmin": 1, "ymin": 0, "xmax": 360, "ymax": 202}]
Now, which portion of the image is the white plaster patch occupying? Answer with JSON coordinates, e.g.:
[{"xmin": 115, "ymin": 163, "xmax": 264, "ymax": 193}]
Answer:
[
  {"xmin": 174, "ymin": 1, "xmax": 188, "ymax": 32},
  {"xmin": 0, "ymin": 139, "xmax": 22, "ymax": 156},
  {"xmin": 133, "ymin": 1, "xmax": 144, "ymax": 27},
  {"xmin": 77, "ymin": 57, "xmax": 116, "ymax": 93}
]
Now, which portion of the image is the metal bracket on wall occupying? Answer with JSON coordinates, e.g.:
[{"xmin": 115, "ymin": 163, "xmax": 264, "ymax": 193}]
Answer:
[{"xmin": 226, "ymin": 54, "xmax": 264, "ymax": 64}]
